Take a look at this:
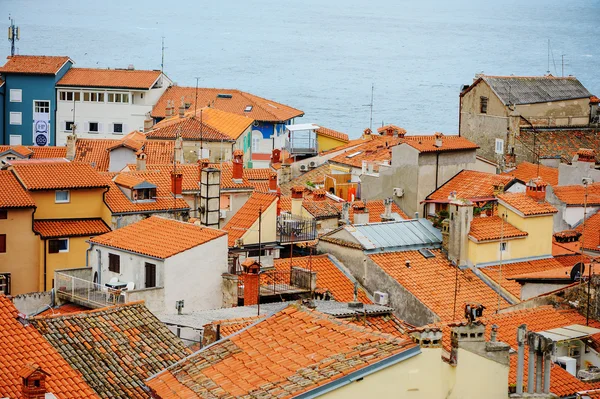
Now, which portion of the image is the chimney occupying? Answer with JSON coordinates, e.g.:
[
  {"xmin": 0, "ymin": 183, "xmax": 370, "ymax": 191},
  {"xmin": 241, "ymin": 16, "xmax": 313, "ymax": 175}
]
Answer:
[
  {"xmin": 363, "ymin": 128, "xmax": 372, "ymax": 136},
  {"xmin": 165, "ymin": 100, "xmax": 174, "ymax": 117},
  {"xmin": 576, "ymin": 148, "xmax": 596, "ymax": 163},
  {"xmin": 241, "ymin": 258, "xmax": 261, "ymax": 306},
  {"xmin": 171, "ymin": 171, "xmax": 183, "ymax": 196},
  {"xmin": 19, "ymin": 363, "xmax": 49, "ymax": 399},
  {"xmin": 174, "ymin": 135, "xmax": 184, "ymax": 164},
  {"xmin": 441, "ymin": 218, "xmax": 450, "ymax": 252},
  {"xmin": 232, "ymin": 150, "xmax": 244, "ymax": 184},
  {"xmin": 197, "ymin": 158, "xmax": 210, "ymax": 169},
  {"xmin": 341, "ymin": 202, "xmax": 350, "ymax": 224},
  {"xmin": 410, "ymin": 327, "xmax": 443, "ymax": 348},
  {"xmin": 279, "ymin": 160, "xmax": 292, "ymax": 184},
  {"xmin": 384, "ymin": 197, "xmax": 393, "ymax": 218},
  {"xmin": 448, "ymin": 198, "xmax": 473, "ymax": 268},
  {"xmin": 271, "ymin": 148, "xmax": 281, "ymax": 164},
  {"xmin": 526, "ymin": 178, "xmax": 547, "ymax": 202},
  {"xmin": 269, "ymin": 173, "xmax": 278, "ymax": 192},
  {"xmin": 434, "ymin": 132, "xmax": 443, "ymax": 148},
  {"xmin": 200, "ymin": 167, "xmax": 221, "ymax": 228},
  {"xmin": 492, "ymin": 182, "xmax": 505, "ymax": 197},
  {"xmin": 143, "ymin": 114, "xmax": 154, "ymax": 133},
  {"xmin": 385, "ymin": 127, "xmax": 395, "ymax": 137},
  {"xmin": 352, "ymin": 201, "xmax": 370, "ymax": 225},
  {"xmin": 313, "ymin": 189, "xmax": 326, "ymax": 201},
  {"xmin": 291, "ymin": 186, "xmax": 304, "ymax": 216},
  {"xmin": 178, "ymin": 96, "xmax": 186, "ymax": 118},
  {"xmin": 136, "ymin": 151, "xmax": 147, "ymax": 171},
  {"xmin": 66, "ymin": 133, "xmax": 77, "ymax": 161},
  {"xmin": 276, "ymin": 187, "xmax": 282, "ymax": 216}
]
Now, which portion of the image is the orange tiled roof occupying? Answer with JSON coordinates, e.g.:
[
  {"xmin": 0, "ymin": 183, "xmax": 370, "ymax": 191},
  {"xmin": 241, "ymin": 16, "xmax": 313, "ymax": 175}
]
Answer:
[
  {"xmin": 370, "ymin": 249, "xmax": 508, "ymax": 321},
  {"xmin": 480, "ymin": 257, "xmax": 566, "ymax": 298},
  {"xmin": 36, "ymin": 303, "xmax": 89, "ymax": 317},
  {"xmin": 591, "ymin": 96, "xmax": 600, "ymax": 104},
  {"xmin": 223, "ymin": 192, "xmax": 277, "ymax": 246},
  {"xmin": 151, "ymin": 86, "xmax": 304, "ymax": 122},
  {"xmin": 517, "ymin": 129, "xmax": 600, "ymax": 164},
  {"xmin": 316, "ymin": 126, "xmax": 349, "ymax": 143},
  {"xmin": 502, "ymin": 161, "xmax": 559, "ymax": 186},
  {"xmin": 244, "ymin": 168, "xmax": 274, "ymax": 181},
  {"xmin": 216, "ymin": 162, "xmax": 255, "ymax": 190},
  {"xmin": 274, "ymin": 255, "xmax": 371, "ymax": 303},
  {"xmin": 468, "ymin": 216, "xmax": 528, "ymax": 242},
  {"xmin": 509, "ymin": 265, "xmax": 595, "ymax": 281},
  {"xmin": 0, "ymin": 145, "xmax": 67, "ymax": 159},
  {"xmin": 402, "ymin": 134, "xmax": 479, "ymax": 153},
  {"xmin": 426, "ymin": 170, "xmax": 514, "ymax": 202},
  {"xmin": 146, "ymin": 305, "xmax": 416, "ymax": 398},
  {"xmin": 497, "ymin": 192, "xmax": 558, "ymax": 216},
  {"xmin": 302, "ymin": 198, "xmax": 341, "ymax": 219},
  {"xmin": 90, "ymin": 216, "xmax": 226, "ymax": 259},
  {"xmin": 0, "ymin": 55, "xmax": 71, "ymax": 75},
  {"xmin": 334, "ymin": 199, "xmax": 410, "ymax": 221},
  {"xmin": 33, "ymin": 218, "xmax": 110, "ymax": 239},
  {"xmin": 0, "ymin": 295, "xmax": 99, "ymax": 399},
  {"xmin": 377, "ymin": 124, "xmax": 407, "ymax": 135},
  {"xmin": 147, "ymin": 113, "xmax": 235, "ymax": 142},
  {"xmin": 0, "ymin": 170, "xmax": 35, "ymax": 208},
  {"xmin": 280, "ymin": 163, "xmax": 331, "ymax": 195},
  {"xmin": 11, "ymin": 162, "xmax": 109, "ymax": 190},
  {"xmin": 329, "ymin": 135, "xmax": 402, "ymax": 170},
  {"xmin": 113, "ymin": 173, "xmax": 147, "ymax": 189},
  {"xmin": 348, "ymin": 313, "xmax": 410, "ymax": 338},
  {"xmin": 57, "ymin": 67, "xmax": 162, "ymax": 89},
  {"xmin": 204, "ymin": 316, "xmax": 265, "ymax": 340},
  {"xmin": 577, "ymin": 212, "xmax": 600, "ymax": 252},
  {"xmin": 553, "ymin": 183, "xmax": 600, "ymax": 206},
  {"xmin": 554, "ymin": 254, "xmax": 590, "ymax": 268}
]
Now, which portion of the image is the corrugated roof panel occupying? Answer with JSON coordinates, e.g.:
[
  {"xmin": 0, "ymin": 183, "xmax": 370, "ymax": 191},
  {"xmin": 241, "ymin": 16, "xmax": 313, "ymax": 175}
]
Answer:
[
  {"xmin": 483, "ymin": 76, "xmax": 591, "ymax": 105},
  {"xmin": 348, "ymin": 219, "xmax": 442, "ymax": 252}
]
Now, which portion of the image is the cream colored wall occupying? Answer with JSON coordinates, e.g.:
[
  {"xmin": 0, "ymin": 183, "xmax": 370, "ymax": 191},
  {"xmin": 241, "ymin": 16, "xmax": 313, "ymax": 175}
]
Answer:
[
  {"xmin": 42, "ymin": 236, "xmax": 91, "ymax": 291},
  {"xmin": 499, "ymin": 203, "xmax": 554, "ymax": 257},
  {"xmin": 0, "ymin": 208, "xmax": 39, "ymax": 295},
  {"xmin": 515, "ymin": 98, "xmax": 590, "ymax": 125},
  {"xmin": 469, "ymin": 237, "xmax": 529, "ymax": 266},
  {"xmin": 241, "ymin": 200, "xmax": 277, "ymax": 245},
  {"xmin": 182, "ymin": 140, "xmax": 233, "ymax": 163},
  {"xmin": 31, "ymin": 188, "xmax": 109, "ymax": 222},
  {"xmin": 462, "ymin": 80, "xmax": 508, "ymax": 118},
  {"xmin": 449, "ymin": 348, "xmax": 509, "ymax": 399}
]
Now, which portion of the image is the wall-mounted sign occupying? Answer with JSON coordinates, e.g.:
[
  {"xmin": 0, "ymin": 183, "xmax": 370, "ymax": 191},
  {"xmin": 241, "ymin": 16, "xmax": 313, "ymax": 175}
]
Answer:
[{"xmin": 33, "ymin": 116, "xmax": 50, "ymax": 147}]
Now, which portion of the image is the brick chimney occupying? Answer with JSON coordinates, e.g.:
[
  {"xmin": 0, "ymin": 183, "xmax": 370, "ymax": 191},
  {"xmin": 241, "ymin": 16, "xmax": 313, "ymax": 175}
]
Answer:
[
  {"xmin": 448, "ymin": 198, "xmax": 473, "ymax": 268},
  {"xmin": 291, "ymin": 186, "xmax": 304, "ymax": 216},
  {"xmin": 385, "ymin": 127, "xmax": 395, "ymax": 137},
  {"xmin": 165, "ymin": 100, "xmax": 174, "ymax": 117},
  {"xmin": 232, "ymin": 150, "xmax": 244, "ymax": 184},
  {"xmin": 312, "ymin": 189, "xmax": 327, "ymax": 201},
  {"xmin": 241, "ymin": 258, "xmax": 261, "ymax": 306},
  {"xmin": 352, "ymin": 201, "xmax": 370, "ymax": 224},
  {"xmin": 577, "ymin": 148, "xmax": 596, "ymax": 163},
  {"xmin": 143, "ymin": 114, "xmax": 154, "ymax": 133},
  {"xmin": 19, "ymin": 363, "xmax": 49, "ymax": 399},
  {"xmin": 66, "ymin": 133, "xmax": 77, "ymax": 161},
  {"xmin": 526, "ymin": 178, "xmax": 547, "ymax": 202},
  {"xmin": 136, "ymin": 151, "xmax": 147, "ymax": 171},
  {"xmin": 174, "ymin": 135, "xmax": 184, "ymax": 164},
  {"xmin": 363, "ymin": 128, "xmax": 372, "ymax": 136},
  {"xmin": 178, "ymin": 96, "xmax": 186, "ymax": 118},
  {"xmin": 271, "ymin": 148, "xmax": 281, "ymax": 164},
  {"xmin": 269, "ymin": 173, "xmax": 278, "ymax": 192}
]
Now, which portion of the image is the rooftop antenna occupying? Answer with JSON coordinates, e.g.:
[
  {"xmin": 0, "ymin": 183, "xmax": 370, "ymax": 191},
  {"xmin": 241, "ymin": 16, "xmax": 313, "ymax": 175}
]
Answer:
[
  {"xmin": 561, "ymin": 54, "xmax": 566, "ymax": 77},
  {"xmin": 161, "ymin": 36, "xmax": 166, "ymax": 73},
  {"xmin": 363, "ymin": 83, "xmax": 374, "ymax": 131},
  {"xmin": 547, "ymin": 39, "xmax": 550, "ymax": 75},
  {"xmin": 7, "ymin": 16, "xmax": 20, "ymax": 56},
  {"xmin": 496, "ymin": 212, "xmax": 506, "ymax": 313},
  {"xmin": 194, "ymin": 77, "xmax": 200, "ymax": 116}
]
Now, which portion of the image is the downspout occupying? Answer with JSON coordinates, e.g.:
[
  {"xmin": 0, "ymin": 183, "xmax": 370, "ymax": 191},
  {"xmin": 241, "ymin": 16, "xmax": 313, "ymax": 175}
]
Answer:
[
  {"xmin": 43, "ymin": 239, "xmax": 47, "ymax": 291},
  {"xmin": 101, "ymin": 186, "xmax": 112, "ymax": 226},
  {"xmin": 0, "ymin": 88, "xmax": 5, "ymax": 145},
  {"xmin": 458, "ymin": 92, "xmax": 462, "ymax": 137},
  {"xmin": 85, "ymin": 241, "xmax": 94, "ymax": 268},
  {"xmin": 435, "ymin": 152, "xmax": 440, "ymax": 189}
]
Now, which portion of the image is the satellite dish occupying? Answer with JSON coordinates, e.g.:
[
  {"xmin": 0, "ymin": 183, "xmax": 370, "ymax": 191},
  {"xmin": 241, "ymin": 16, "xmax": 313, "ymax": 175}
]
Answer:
[{"xmin": 571, "ymin": 263, "xmax": 585, "ymax": 281}]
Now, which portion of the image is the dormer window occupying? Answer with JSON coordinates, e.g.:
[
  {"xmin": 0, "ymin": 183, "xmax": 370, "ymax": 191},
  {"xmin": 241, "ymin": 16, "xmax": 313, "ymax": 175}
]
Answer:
[{"xmin": 134, "ymin": 187, "xmax": 156, "ymax": 201}]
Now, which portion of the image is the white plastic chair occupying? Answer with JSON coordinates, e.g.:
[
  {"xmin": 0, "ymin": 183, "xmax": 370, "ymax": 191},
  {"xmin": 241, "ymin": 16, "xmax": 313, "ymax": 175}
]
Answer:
[{"xmin": 125, "ymin": 282, "xmax": 135, "ymax": 291}]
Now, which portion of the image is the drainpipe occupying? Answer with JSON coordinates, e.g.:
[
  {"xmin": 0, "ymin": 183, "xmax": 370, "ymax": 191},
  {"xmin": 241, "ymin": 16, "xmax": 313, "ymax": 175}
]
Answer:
[
  {"xmin": 85, "ymin": 241, "xmax": 93, "ymax": 268},
  {"xmin": 43, "ymin": 239, "xmax": 47, "ymax": 291},
  {"xmin": 435, "ymin": 152, "xmax": 440, "ymax": 189}
]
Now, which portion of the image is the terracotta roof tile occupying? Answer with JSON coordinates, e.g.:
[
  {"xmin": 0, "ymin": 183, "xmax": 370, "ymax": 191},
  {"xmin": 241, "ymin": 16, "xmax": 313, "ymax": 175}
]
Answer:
[
  {"xmin": 330, "ymin": 135, "xmax": 401, "ymax": 169},
  {"xmin": 427, "ymin": 170, "xmax": 513, "ymax": 202},
  {"xmin": 333, "ymin": 199, "xmax": 409, "ymax": 221},
  {"xmin": 517, "ymin": 129, "xmax": 600, "ymax": 164},
  {"xmin": 280, "ymin": 163, "xmax": 331, "ymax": 195},
  {"xmin": 370, "ymin": 249, "xmax": 508, "ymax": 321},
  {"xmin": 204, "ymin": 316, "xmax": 265, "ymax": 340},
  {"xmin": 577, "ymin": 212, "xmax": 600, "ymax": 252},
  {"xmin": 29, "ymin": 146, "xmax": 67, "ymax": 158},
  {"xmin": 502, "ymin": 161, "xmax": 559, "ymax": 186},
  {"xmin": 223, "ymin": 192, "xmax": 277, "ymax": 246},
  {"xmin": 0, "ymin": 170, "xmax": 35, "ymax": 208},
  {"xmin": 57, "ymin": 67, "xmax": 162, "ymax": 89},
  {"xmin": 244, "ymin": 168, "xmax": 275, "ymax": 181},
  {"xmin": 151, "ymin": 86, "xmax": 303, "ymax": 122},
  {"xmin": 146, "ymin": 305, "xmax": 416, "ymax": 398},
  {"xmin": 0, "ymin": 295, "xmax": 99, "ymax": 399},
  {"xmin": 469, "ymin": 216, "xmax": 528, "ymax": 242},
  {"xmin": 90, "ymin": 216, "xmax": 225, "ymax": 259},
  {"xmin": 316, "ymin": 127, "xmax": 349, "ymax": 143},
  {"xmin": 36, "ymin": 303, "xmax": 89, "ymax": 317},
  {"xmin": 497, "ymin": 192, "xmax": 558, "ymax": 216},
  {"xmin": 553, "ymin": 183, "xmax": 600, "ymax": 206},
  {"xmin": 30, "ymin": 302, "xmax": 191, "ymax": 399},
  {"xmin": 480, "ymin": 257, "xmax": 566, "ymax": 298},
  {"xmin": 0, "ymin": 55, "xmax": 71, "ymax": 75},
  {"xmin": 33, "ymin": 218, "xmax": 110, "ymax": 238},
  {"xmin": 11, "ymin": 162, "xmax": 109, "ymax": 190},
  {"xmin": 147, "ymin": 113, "xmax": 235, "ymax": 142},
  {"xmin": 274, "ymin": 255, "xmax": 371, "ymax": 303},
  {"xmin": 509, "ymin": 265, "xmax": 595, "ymax": 281},
  {"xmin": 377, "ymin": 124, "xmax": 406, "ymax": 136},
  {"xmin": 302, "ymin": 198, "xmax": 341, "ymax": 219},
  {"xmin": 348, "ymin": 314, "xmax": 410, "ymax": 338},
  {"xmin": 402, "ymin": 134, "xmax": 479, "ymax": 153}
]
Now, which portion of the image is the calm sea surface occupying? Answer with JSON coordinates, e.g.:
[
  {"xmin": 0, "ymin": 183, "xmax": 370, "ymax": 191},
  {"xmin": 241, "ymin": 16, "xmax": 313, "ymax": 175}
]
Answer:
[{"xmin": 1, "ymin": 0, "xmax": 599, "ymax": 137}]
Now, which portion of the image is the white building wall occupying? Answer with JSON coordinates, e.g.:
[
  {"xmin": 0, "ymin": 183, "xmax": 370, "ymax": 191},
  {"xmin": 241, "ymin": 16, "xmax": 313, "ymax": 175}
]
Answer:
[
  {"xmin": 163, "ymin": 234, "xmax": 228, "ymax": 313},
  {"xmin": 108, "ymin": 147, "xmax": 137, "ymax": 172}
]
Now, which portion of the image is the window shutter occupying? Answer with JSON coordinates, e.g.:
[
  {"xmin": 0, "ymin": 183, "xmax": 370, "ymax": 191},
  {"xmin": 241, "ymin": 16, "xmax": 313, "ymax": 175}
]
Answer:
[
  {"xmin": 48, "ymin": 240, "xmax": 59, "ymax": 254},
  {"xmin": 145, "ymin": 263, "xmax": 156, "ymax": 288},
  {"xmin": 0, "ymin": 235, "xmax": 6, "ymax": 253}
]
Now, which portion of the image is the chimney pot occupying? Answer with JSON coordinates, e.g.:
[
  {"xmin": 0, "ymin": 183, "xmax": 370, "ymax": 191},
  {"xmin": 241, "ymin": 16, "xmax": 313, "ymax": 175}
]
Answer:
[
  {"xmin": 269, "ymin": 174, "xmax": 278, "ymax": 192},
  {"xmin": 136, "ymin": 151, "xmax": 147, "ymax": 171},
  {"xmin": 271, "ymin": 149, "xmax": 281, "ymax": 164},
  {"xmin": 525, "ymin": 178, "xmax": 547, "ymax": 202}
]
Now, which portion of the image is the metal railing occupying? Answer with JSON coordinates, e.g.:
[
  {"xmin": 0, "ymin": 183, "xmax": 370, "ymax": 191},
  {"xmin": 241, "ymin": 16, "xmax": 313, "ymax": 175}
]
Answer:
[
  {"xmin": 277, "ymin": 213, "xmax": 318, "ymax": 244},
  {"xmin": 55, "ymin": 272, "xmax": 125, "ymax": 308},
  {"xmin": 237, "ymin": 268, "xmax": 315, "ymax": 298}
]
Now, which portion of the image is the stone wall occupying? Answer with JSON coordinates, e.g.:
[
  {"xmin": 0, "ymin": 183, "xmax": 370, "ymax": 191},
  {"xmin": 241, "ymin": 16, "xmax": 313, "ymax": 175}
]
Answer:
[{"xmin": 12, "ymin": 291, "xmax": 53, "ymax": 315}]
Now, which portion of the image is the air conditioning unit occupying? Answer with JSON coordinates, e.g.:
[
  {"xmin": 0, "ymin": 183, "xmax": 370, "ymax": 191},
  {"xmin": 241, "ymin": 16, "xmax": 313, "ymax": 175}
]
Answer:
[
  {"xmin": 299, "ymin": 164, "xmax": 308, "ymax": 172},
  {"xmin": 373, "ymin": 291, "xmax": 389, "ymax": 306},
  {"xmin": 309, "ymin": 161, "xmax": 317, "ymax": 168},
  {"xmin": 219, "ymin": 209, "xmax": 228, "ymax": 219},
  {"xmin": 393, "ymin": 187, "xmax": 404, "ymax": 197}
]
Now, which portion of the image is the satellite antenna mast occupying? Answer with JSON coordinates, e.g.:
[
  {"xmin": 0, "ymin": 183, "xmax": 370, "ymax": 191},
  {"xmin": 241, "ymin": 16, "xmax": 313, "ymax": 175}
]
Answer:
[
  {"xmin": 547, "ymin": 39, "xmax": 550, "ymax": 75},
  {"xmin": 561, "ymin": 54, "xmax": 566, "ymax": 77},
  {"xmin": 7, "ymin": 16, "xmax": 19, "ymax": 56},
  {"xmin": 362, "ymin": 83, "xmax": 374, "ymax": 131},
  {"xmin": 161, "ymin": 36, "xmax": 165, "ymax": 73}
]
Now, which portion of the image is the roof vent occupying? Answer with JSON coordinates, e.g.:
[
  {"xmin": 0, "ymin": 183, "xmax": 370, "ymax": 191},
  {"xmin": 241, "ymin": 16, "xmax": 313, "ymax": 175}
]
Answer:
[
  {"xmin": 244, "ymin": 105, "xmax": 253, "ymax": 112},
  {"xmin": 418, "ymin": 248, "xmax": 435, "ymax": 259},
  {"xmin": 127, "ymin": 64, "xmax": 134, "ymax": 70},
  {"xmin": 405, "ymin": 260, "xmax": 411, "ymax": 268},
  {"xmin": 217, "ymin": 93, "xmax": 233, "ymax": 99}
]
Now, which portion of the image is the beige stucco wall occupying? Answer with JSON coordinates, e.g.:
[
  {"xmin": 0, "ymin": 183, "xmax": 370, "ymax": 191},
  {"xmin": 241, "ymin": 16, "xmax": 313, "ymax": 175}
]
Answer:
[
  {"xmin": 241, "ymin": 199, "xmax": 278, "ymax": 245},
  {"xmin": 515, "ymin": 97, "xmax": 590, "ymax": 125},
  {"xmin": 43, "ymin": 236, "xmax": 93, "ymax": 291},
  {"xmin": 30, "ymin": 188, "xmax": 109, "ymax": 221},
  {"xmin": 0, "ymin": 208, "xmax": 39, "ymax": 295},
  {"xmin": 498, "ymin": 203, "xmax": 554, "ymax": 258}
]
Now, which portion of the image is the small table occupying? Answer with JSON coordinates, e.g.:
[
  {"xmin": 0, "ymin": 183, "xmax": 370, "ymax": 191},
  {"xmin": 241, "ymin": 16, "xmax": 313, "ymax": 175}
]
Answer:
[{"xmin": 105, "ymin": 281, "xmax": 128, "ymax": 290}]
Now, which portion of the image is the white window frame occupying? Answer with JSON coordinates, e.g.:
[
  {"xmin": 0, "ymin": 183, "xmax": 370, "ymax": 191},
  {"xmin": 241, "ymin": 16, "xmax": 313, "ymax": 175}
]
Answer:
[
  {"xmin": 9, "ymin": 135, "xmax": 22, "ymax": 146},
  {"xmin": 34, "ymin": 100, "xmax": 51, "ymax": 114},
  {"xmin": 59, "ymin": 91, "xmax": 81, "ymax": 102},
  {"xmin": 9, "ymin": 89, "xmax": 22, "ymax": 102},
  {"xmin": 83, "ymin": 91, "xmax": 105, "ymax": 103},
  {"xmin": 9, "ymin": 112, "xmax": 22, "ymax": 125},
  {"xmin": 495, "ymin": 138, "xmax": 504, "ymax": 155},
  {"xmin": 252, "ymin": 134, "xmax": 261, "ymax": 152},
  {"xmin": 88, "ymin": 121, "xmax": 100, "ymax": 134},
  {"xmin": 500, "ymin": 242, "xmax": 507, "ymax": 252},
  {"xmin": 107, "ymin": 92, "xmax": 130, "ymax": 104},
  {"xmin": 55, "ymin": 190, "xmax": 70, "ymax": 204},
  {"xmin": 112, "ymin": 123, "xmax": 124, "ymax": 135}
]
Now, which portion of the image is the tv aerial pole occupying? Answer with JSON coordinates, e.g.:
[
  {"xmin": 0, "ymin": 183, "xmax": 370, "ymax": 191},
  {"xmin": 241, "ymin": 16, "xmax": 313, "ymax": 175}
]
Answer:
[
  {"xmin": 8, "ymin": 16, "xmax": 20, "ymax": 56},
  {"xmin": 362, "ymin": 83, "xmax": 374, "ymax": 131}
]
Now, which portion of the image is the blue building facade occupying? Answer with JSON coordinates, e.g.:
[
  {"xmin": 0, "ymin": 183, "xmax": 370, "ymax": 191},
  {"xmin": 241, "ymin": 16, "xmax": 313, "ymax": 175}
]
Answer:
[
  {"xmin": 0, "ymin": 56, "xmax": 72, "ymax": 146},
  {"xmin": 0, "ymin": 79, "xmax": 4, "ymax": 144}
]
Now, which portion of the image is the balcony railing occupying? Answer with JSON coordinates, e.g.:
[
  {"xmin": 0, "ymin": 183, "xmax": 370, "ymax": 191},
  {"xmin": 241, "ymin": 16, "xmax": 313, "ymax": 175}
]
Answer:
[
  {"xmin": 55, "ymin": 272, "xmax": 125, "ymax": 309},
  {"xmin": 277, "ymin": 213, "xmax": 318, "ymax": 244},
  {"xmin": 237, "ymin": 267, "xmax": 316, "ymax": 299}
]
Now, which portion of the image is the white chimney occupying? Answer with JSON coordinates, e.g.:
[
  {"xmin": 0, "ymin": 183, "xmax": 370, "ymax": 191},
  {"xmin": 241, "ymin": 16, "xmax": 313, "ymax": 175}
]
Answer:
[
  {"xmin": 66, "ymin": 133, "xmax": 77, "ymax": 161},
  {"xmin": 448, "ymin": 199, "xmax": 473, "ymax": 268}
]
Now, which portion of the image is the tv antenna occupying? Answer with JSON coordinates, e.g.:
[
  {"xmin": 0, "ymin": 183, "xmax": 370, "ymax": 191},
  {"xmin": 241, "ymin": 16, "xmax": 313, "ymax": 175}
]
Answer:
[
  {"xmin": 161, "ymin": 36, "xmax": 166, "ymax": 73},
  {"xmin": 363, "ymin": 83, "xmax": 374, "ymax": 131},
  {"xmin": 7, "ymin": 16, "xmax": 20, "ymax": 56},
  {"xmin": 561, "ymin": 54, "xmax": 566, "ymax": 77}
]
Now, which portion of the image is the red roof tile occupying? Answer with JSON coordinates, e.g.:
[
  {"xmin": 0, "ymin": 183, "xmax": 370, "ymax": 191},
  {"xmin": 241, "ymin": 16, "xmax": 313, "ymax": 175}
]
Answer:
[
  {"xmin": 57, "ymin": 67, "xmax": 162, "ymax": 89},
  {"xmin": 426, "ymin": 170, "xmax": 513, "ymax": 202},
  {"xmin": 0, "ymin": 295, "xmax": 99, "ymax": 399},
  {"xmin": 497, "ymin": 192, "xmax": 558, "ymax": 216},
  {"xmin": 517, "ymin": 129, "xmax": 600, "ymax": 164},
  {"xmin": 469, "ymin": 216, "xmax": 528, "ymax": 242},
  {"xmin": 90, "ymin": 216, "xmax": 226, "ymax": 259},
  {"xmin": 33, "ymin": 218, "xmax": 110, "ymax": 238},
  {"xmin": 316, "ymin": 126, "xmax": 349, "ymax": 143},
  {"xmin": 334, "ymin": 199, "xmax": 410, "ymax": 221},
  {"xmin": 402, "ymin": 134, "xmax": 479, "ymax": 153},
  {"xmin": 370, "ymin": 249, "xmax": 508, "ymax": 321},
  {"xmin": 577, "ymin": 212, "xmax": 600, "ymax": 252},
  {"xmin": 223, "ymin": 192, "xmax": 277, "ymax": 246},
  {"xmin": 0, "ymin": 170, "xmax": 35, "ymax": 208},
  {"xmin": 36, "ymin": 303, "xmax": 89, "ymax": 317},
  {"xmin": 348, "ymin": 313, "xmax": 410, "ymax": 338},
  {"xmin": 502, "ymin": 161, "xmax": 559, "ymax": 186},
  {"xmin": 0, "ymin": 55, "xmax": 71, "ymax": 75},
  {"xmin": 553, "ymin": 183, "xmax": 600, "ymax": 206},
  {"xmin": 0, "ymin": 145, "xmax": 67, "ymax": 159},
  {"xmin": 11, "ymin": 162, "xmax": 109, "ymax": 190},
  {"xmin": 329, "ymin": 135, "xmax": 401, "ymax": 170},
  {"xmin": 377, "ymin": 124, "xmax": 406, "ymax": 136}
]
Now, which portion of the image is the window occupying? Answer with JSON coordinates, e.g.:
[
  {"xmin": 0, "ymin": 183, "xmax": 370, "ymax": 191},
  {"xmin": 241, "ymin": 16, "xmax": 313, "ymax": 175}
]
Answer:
[
  {"xmin": 55, "ymin": 190, "xmax": 70, "ymax": 203},
  {"xmin": 9, "ymin": 89, "xmax": 22, "ymax": 102},
  {"xmin": 500, "ymin": 242, "xmax": 507, "ymax": 252},
  {"xmin": 88, "ymin": 122, "xmax": 99, "ymax": 133},
  {"xmin": 0, "ymin": 234, "xmax": 5, "ymax": 253},
  {"xmin": 65, "ymin": 121, "xmax": 75, "ymax": 132},
  {"xmin": 244, "ymin": 105, "xmax": 253, "ymax": 112},
  {"xmin": 108, "ymin": 253, "xmax": 120, "ymax": 273},
  {"xmin": 9, "ymin": 112, "xmax": 22, "ymax": 125},
  {"xmin": 34, "ymin": 100, "xmax": 50, "ymax": 114},
  {"xmin": 108, "ymin": 93, "xmax": 130, "ymax": 103},
  {"xmin": 112, "ymin": 123, "xmax": 123, "ymax": 134},
  {"xmin": 145, "ymin": 262, "xmax": 156, "ymax": 288},
  {"xmin": 480, "ymin": 96, "xmax": 488, "ymax": 114},
  {"xmin": 134, "ymin": 188, "xmax": 156, "ymax": 201},
  {"xmin": 252, "ymin": 136, "xmax": 260, "ymax": 152},
  {"xmin": 0, "ymin": 273, "xmax": 10, "ymax": 295},
  {"xmin": 48, "ymin": 238, "xmax": 68, "ymax": 253},
  {"xmin": 9, "ymin": 135, "xmax": 22, "ymax": 145},
  {"xmin": 83, "ymin": 92, "xmax": 104, "ymax": 102},
  {"xmin": 495, "ymin": 138, "xmax": 504, "ymax": 155},
  {"xmin": 0, "ymin": 210, "xmax": 7, "ymax": 219},
  {"xmin": 59, "ymin": 91, "xmax": 80, "ymax": 102}
]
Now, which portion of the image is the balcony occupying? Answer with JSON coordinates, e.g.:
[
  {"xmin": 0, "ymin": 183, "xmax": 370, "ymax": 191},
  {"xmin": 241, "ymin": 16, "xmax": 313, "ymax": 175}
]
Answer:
[
  {"xmin": 277, "ymin": 213, "xmax": 317, "ymax": 244},
  {"xmin": 237, "ymin": 267, "xmax": 316, "ymax": 302}
]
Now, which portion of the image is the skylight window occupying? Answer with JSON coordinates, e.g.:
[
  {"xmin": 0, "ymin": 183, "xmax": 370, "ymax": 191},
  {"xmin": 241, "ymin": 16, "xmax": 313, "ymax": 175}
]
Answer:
[
  {"xmin": 418, "ymin": 248, "xmax": 435, "ymax": 259},
  {"xmin": 244, "ymin": 105, "xmax": 253, "ymax": 112},
  {"xmin": 217, "ymin": 93, "xmax": 232, "ymax": 99},
  {"xmin": 346, "ymin": 151, "xmax": 362, "ymax": 158}
]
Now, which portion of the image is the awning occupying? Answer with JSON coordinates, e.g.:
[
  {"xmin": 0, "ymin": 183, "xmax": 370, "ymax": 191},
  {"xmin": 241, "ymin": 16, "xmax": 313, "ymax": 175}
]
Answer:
[{"xmin": 538, "ymin": 324, "xmax": 600, "ymax": 342}]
